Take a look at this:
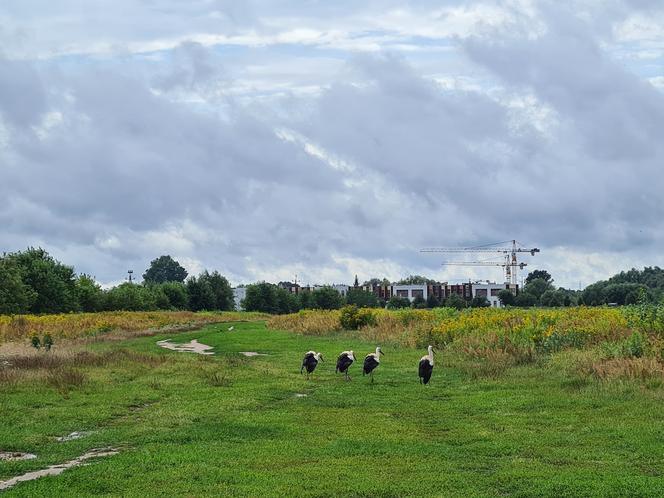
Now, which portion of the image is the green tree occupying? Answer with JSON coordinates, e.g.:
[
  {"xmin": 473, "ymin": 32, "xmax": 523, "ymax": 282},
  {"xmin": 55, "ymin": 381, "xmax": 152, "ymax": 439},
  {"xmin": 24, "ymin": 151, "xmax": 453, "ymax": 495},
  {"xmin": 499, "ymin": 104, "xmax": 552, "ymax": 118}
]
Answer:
[
  {"xmin": 470, "ymin": 296, "xmax": 490, "ymax": 308},
  {"xmin": 497, "ymin": 289, "xmax": 515, "ymax": 307},
  {"xmin": 275, "ymin": 287, "xmax": 300, "ymax": 314},
  {"xmin": 159, "ymin": 282, "xmax": 189, "ymax": 309},
  {"xmin": 397, "ymin": 275, "xmax": 436, "ymax": 285},
  {"xmin": 198, "ymin": 271, "xmax": 234, "ymax": 310},
  {"xmin": 243, "ymin": 282, "xmax": 279, "ymax": 314},
  {"xmin": 345, "ymin": 288, "xmax": 379, "ymax": 308},
  {"xmin": 514, "ymin": 292, "xmax": 537, "ymax": 307},
  {"xmin": 523, "ymin": 278, "xmax": 553, "ymax": 301},
  {"xmin": 104, "ymin": 282, "xmax": 156, "ymax": 311},
  {"xmin": 76, "ymin": 274, "xmax": 103, "ymax": 312},
  {"xmin": 363, "ymin": 278, "xmax": 391, "ymax": 287},
  {"xmin": 298, "ymin": 291, "xmax": 315, "ymax": 309},
  {"xmin": 411, "ymin": 295, "xmax": 427, "ymax": 309},
  {"xmin": 6, "ymin": 248, "xmax": 79, "ymax": 313},
  {"xmin": 0, "ymin": 257, "xmax": 35, "ymax": 314},
  {"xmin": 426, "ymin": 293, "xmax": 441, "ymax": 308},
  {"xmin": 603, "ymin": 283, "xmax": 649, "ymax": 306},
  {"xmin": 386, "ymin": 296, "xmax": 411, "ymax": 309},
  {"xmin": 580, "ymin": 283, "xmax": 606, "ymax": 306},
  {"xmin": 525, "ymin": 270, "xmax": 553, "ymax": 285},
  {"xmin": 540, "ymin": 289, "xmax": 566, "ymax": 307},
  {"xmin": 312, "ymin": 287, "xmax": 344, "ymax": 310},
  {"xmin": 444, "ymin": 293, "xmax": 467, "ymax": 310},
  {"xmin": 186, "ymin": 276, "xmax": 216, "ymax": 311},
  {"xmin": 143, "ymin": 255, "xmax": 188, "ymax": 284}
]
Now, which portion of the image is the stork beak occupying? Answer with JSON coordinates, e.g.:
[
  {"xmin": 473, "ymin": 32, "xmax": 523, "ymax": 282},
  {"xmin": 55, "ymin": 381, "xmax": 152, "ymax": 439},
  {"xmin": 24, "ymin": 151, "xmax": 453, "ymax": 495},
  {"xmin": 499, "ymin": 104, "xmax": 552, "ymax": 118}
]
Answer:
[
  {"xmin": 380, "ymin": 351, "xmax": 385, "ymax": 356},
  {"xmin": 432, "ymin": 347, "xmax": 436, "ymax": 354}
]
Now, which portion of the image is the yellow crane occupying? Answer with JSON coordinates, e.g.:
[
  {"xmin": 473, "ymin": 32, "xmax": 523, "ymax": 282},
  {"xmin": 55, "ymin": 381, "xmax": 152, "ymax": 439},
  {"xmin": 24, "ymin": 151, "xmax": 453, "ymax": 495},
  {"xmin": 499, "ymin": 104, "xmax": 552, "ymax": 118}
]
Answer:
[{"xmin": 421, "ymin": 240, "xmax": 540, "ymax": 285}]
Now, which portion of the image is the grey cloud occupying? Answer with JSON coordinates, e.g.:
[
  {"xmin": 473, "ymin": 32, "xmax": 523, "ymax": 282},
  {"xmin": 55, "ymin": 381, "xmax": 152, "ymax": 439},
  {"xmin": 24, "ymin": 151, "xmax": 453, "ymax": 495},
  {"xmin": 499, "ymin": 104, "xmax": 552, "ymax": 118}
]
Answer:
[
  {"xmin": 0, "ymin": 58, "xmax": 46, "ymax": 127},
  {"xmin": 1, "ymin": 1, "xmax": 663, "ymax": 288}
]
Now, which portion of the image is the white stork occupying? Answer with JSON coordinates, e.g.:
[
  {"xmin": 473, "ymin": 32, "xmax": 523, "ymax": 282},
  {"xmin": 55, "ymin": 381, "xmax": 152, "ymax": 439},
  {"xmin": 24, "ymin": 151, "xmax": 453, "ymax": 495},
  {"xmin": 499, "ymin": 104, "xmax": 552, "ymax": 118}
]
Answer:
[
  {"xmin": 335, "ymin": 350, "xmax": 355, "ymax": 381},
  {"xmin": 418, "ymin": 345, "xmax": 435, "ymax": 385},
  {"xmin": 300, "ymin": 351, "xmax": 323, "ymax": 379},
  {"xmin": 363, "ymin": 347, "xmax": 383, "ymax": 383}
]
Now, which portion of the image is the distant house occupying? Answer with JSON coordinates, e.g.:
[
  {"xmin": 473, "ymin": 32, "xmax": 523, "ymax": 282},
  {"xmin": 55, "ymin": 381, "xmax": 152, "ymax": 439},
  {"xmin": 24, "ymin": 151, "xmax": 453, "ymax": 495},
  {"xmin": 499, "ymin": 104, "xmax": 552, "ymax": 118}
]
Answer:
[
  {"xmin": 232, "ymin": 287, "xmax": 247, "ymax": 311},
  {"xmin": 391, "ymin": 284, "xmax": 428, "ymax": 302}
]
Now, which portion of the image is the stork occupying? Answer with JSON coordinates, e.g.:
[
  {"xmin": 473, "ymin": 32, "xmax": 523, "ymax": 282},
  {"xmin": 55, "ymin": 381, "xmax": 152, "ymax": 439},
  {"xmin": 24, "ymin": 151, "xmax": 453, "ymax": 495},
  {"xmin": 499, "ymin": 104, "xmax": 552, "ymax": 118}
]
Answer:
[
  {"xmin": 300, "ymin": 351, "xmax": 323, "ymax": 379},
  {"xmin": 363, "ymin": 347, "xmax": 383, "ymax": 383},
  {"xmin": 335, "ymin": 350, "xmax": 355, "ymax": 381},
  {"xmin": 418, "ymin": 345, "xmax": 435, "ymax": 385}
]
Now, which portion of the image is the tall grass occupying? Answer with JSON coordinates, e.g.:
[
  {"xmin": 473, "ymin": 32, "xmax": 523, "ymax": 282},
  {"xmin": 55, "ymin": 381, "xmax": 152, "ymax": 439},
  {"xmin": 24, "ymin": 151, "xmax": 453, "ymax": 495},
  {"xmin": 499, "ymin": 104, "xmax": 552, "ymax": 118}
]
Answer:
[
  {"xmin": 0, "ymin": 310, "xmax": 268, "ymax": 344},
  {"xmin": 267, "ymin": 306, "xmax": 664, "ymax": 380}
]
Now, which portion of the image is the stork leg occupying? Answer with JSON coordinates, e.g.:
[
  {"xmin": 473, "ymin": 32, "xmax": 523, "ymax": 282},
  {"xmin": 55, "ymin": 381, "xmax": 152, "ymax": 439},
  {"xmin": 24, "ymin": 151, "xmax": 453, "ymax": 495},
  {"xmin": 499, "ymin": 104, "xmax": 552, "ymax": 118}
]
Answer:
[{"xmin": 371, "ymin": 372, "xmax": 374, "ymax": 384}]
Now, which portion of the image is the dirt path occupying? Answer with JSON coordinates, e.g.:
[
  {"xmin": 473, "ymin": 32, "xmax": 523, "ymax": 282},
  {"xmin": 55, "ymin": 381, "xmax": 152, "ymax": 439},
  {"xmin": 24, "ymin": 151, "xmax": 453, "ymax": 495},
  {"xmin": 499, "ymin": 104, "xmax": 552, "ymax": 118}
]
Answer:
[{"xmin": 0, "ymin": 448, "xmax": 119, "ymax": 491}]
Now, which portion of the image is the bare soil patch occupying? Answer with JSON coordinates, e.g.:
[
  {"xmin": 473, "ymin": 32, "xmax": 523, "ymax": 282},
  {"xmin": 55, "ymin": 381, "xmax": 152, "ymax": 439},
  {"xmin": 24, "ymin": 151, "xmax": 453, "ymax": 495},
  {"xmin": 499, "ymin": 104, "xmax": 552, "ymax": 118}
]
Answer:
[
  {"xmin": 0, "ymin": 448, "xmax": 119, "ymax": 491},
  {"xmin": 156, "ymin": 339, "xmax": 214, "ymax": 355}
]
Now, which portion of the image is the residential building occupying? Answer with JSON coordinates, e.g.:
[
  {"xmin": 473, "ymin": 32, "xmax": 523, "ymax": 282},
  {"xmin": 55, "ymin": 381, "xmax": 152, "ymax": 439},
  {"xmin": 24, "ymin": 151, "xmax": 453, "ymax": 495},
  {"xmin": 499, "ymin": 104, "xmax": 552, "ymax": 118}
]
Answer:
[{"xmin": 232, "ymin": 287, "xmax": 247, "ymax": 311}]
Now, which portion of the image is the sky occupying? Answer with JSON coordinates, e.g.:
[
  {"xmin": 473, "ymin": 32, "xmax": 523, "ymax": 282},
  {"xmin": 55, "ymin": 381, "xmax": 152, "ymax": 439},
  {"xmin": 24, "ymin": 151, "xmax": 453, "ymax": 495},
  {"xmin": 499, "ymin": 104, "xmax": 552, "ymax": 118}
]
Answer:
[{"xmin": 1, "ymin": 0, "xmax": 663, "ymax": 289}]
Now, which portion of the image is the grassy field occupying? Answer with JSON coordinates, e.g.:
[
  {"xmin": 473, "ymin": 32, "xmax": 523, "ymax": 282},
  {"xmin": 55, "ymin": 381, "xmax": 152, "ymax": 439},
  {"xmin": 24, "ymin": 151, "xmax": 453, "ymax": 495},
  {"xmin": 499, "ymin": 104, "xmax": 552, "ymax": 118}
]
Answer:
[{"xmin": 2, "ymin": 320, "xmax": 664, "ymax": 497}]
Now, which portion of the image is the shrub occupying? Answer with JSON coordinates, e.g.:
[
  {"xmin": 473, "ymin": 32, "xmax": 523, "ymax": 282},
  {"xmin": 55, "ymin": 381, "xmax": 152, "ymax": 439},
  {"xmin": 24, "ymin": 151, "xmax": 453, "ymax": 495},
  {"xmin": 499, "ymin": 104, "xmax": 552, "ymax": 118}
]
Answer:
[
  {"xmin": 47, "ymin": 367, "xmax": 86, "ymax": 393},
  {"xmin": 386, "ymin": 296, "xmax": 410, "ymax": 309},
  {"xmin": 339, "ymin": 305, "xmax": 376, "ymax": 330}
]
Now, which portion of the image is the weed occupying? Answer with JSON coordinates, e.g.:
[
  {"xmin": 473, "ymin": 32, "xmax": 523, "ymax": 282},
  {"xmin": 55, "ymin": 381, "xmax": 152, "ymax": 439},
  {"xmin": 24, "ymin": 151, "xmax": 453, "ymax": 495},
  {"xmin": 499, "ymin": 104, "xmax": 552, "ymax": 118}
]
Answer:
[
  {"xmin": 47, "ymin": 367, "xmax": 86, "ymax": 393},
  {"xmin": 205, "ymin": 371, "xmax": 232, "ymax": 387}
]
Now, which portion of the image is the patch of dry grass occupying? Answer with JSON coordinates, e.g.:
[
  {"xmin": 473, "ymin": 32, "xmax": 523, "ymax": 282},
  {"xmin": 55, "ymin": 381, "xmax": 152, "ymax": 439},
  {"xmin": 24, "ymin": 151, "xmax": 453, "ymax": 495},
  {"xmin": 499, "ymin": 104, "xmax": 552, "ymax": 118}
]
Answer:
[
  {"xmin": 267, "ymin": 310, "xmax": 342, "ymax": 335},
  {"xmin": 0, "ymin": 311, "xmax": 268, "ymax": 344},
  {"xmin": 0, "ymin": 344, "xmax": 169, "ymax": 393}
]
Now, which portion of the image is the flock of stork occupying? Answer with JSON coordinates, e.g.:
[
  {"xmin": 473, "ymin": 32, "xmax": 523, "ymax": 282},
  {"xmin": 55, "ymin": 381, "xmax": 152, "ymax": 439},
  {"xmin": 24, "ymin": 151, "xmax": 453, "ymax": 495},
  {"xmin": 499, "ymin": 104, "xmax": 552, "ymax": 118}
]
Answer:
[{"xmin": 300, "ymin": 345, "xmax": 436, "ymax": 385}]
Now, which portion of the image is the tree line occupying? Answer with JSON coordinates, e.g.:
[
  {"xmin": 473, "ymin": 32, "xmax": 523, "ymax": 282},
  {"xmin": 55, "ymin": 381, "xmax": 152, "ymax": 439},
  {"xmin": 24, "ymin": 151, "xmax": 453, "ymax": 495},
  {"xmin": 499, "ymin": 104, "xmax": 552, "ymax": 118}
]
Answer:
[
  {"xmin": 0, "ymin": 249, "xmax": 234, "ymax": 314},
  {"xmin": 2, "ymin": 247, "xmax": 663, "ymax": 315}
]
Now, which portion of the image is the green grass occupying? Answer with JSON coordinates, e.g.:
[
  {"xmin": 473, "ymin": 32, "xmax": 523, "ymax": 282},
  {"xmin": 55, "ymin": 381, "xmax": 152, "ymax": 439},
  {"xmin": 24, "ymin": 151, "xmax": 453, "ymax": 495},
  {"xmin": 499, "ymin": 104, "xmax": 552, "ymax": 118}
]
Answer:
[{"xmin": 1, "ymin": 321, "xmax": 664, "ymax": 497}]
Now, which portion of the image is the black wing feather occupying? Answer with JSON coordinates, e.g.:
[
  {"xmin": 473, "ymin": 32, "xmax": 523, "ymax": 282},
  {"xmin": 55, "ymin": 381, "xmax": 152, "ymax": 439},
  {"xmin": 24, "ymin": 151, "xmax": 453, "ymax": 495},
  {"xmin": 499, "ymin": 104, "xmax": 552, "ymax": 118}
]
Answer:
[
  {"xmin": 363, "ymin": 355, "xmax": 379, "ymax": 375},
  {"xmin": 301, "ymin": 352, "xmax": 318, "ymax": 374},
  {"xmin": 418, "ymin": 358, "xmax": 433, "ymax": 384},
  {"xmin": 336, "ymin": 353, "xmax": 354, "ymax": 373}
]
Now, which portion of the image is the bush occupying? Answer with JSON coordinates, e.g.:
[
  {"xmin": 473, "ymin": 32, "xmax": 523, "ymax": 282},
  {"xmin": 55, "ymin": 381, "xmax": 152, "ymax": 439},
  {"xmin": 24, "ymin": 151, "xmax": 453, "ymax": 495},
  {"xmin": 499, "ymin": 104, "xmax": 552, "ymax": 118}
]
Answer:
[
  {"xmin": 339, "ymin": 305, "xmax": 376, "ymax": 330},
  {"xmin": 444, "ymin": 294, "xmax": 467, "ymax": 310},
  {"xmin": 386, "ymin": 296, "xmax": 410, "ymax": 309},
  {"xmin": 470, "ymin": 296, "xmax": 490, "ymax": 308},
  {"xmin": 411, "ymin": 295, "xmax": 427, "ymax": 309}
]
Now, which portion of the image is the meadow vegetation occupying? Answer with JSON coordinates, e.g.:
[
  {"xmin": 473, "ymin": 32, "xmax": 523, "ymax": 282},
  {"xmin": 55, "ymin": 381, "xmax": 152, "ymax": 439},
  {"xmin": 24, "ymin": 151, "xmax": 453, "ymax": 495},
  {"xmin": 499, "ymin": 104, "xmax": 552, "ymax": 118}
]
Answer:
[
  {"xmin": 1, "ymin": 321, "xmax": 663, "ymax": 496},
  {"xmin": 0, "ymin": 311, "xmax": 268, "ymax": 344},
  {"xmin": 268, "ymin": 305, "xmax": 664, "ymax": 383}
]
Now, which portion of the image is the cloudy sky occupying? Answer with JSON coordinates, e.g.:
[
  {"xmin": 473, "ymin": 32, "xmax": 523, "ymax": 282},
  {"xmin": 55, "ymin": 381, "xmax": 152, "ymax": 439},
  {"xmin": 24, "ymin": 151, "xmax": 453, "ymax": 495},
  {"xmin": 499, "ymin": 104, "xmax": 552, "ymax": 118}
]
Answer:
[{"xmin": 1, "ymin": 0, "xmax": 663, "ymax": 289}]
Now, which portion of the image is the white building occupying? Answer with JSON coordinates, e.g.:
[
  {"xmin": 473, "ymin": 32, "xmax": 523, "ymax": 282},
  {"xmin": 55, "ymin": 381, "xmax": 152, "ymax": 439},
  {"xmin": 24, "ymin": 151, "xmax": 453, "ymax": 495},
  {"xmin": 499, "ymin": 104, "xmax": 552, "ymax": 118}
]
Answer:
[
  {"xmin": 232, "ymin": 287, "xmax": 247, "ymax": 311},
  {"xmin": 391, "ymin": 284, "xmax": 428, "ymax": 302},
  {"xmin": 331, "ymin": 284, "xmax": 350, "ymax": 297},
  {"xmin": 471, "ymin": 282, "xmax": 516, "ymax": 307}
]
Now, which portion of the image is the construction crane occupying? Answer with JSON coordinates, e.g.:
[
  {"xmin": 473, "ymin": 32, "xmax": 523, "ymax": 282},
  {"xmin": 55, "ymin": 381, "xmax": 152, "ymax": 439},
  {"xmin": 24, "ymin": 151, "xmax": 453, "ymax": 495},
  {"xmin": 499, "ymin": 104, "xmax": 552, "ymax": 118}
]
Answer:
[{"xmin": 421, "ymin": 240, "xmax": 540, "ymax": 285}]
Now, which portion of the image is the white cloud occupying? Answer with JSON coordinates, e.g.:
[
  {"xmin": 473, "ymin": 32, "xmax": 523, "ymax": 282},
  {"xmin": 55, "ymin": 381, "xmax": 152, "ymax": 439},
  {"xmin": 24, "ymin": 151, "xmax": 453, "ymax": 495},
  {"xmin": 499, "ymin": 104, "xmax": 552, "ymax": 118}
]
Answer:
[{"xmin": 1, "ymin": 0, "xmax": 663, "ymax": 291}]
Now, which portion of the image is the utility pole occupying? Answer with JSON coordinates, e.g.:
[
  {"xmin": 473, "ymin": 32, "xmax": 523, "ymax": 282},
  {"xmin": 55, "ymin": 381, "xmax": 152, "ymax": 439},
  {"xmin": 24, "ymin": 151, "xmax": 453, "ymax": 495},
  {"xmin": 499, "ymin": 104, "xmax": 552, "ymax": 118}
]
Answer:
[{"xmin": 127, "ymin": 270, "xmax": 134, "ymax": 283}]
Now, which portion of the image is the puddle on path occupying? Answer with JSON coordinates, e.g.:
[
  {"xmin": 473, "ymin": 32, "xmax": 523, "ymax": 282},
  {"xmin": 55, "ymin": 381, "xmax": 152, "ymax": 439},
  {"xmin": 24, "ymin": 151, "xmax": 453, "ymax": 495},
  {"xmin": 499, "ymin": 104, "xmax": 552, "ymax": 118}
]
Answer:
[
  {"xmin": 0, "ymin": 452, "xmax": 36, "ymax": 461},
  {"xmin": 0, "ymin": 448, "xmax": 119, "ymax": 491},
  {"xmin": 294, "ymin": 393, "xmax": 308, "ymax": 398},
  {"xmin": 156, "ymin": 339, "xmax": 214, "ymax": 355},
  {"xmin": 56, "ymin": 431, "xmax": 90, "ymax": 442},
  {"xmin": 239, "ymin": 351, "xmax": 267, "ymax": 357}
]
